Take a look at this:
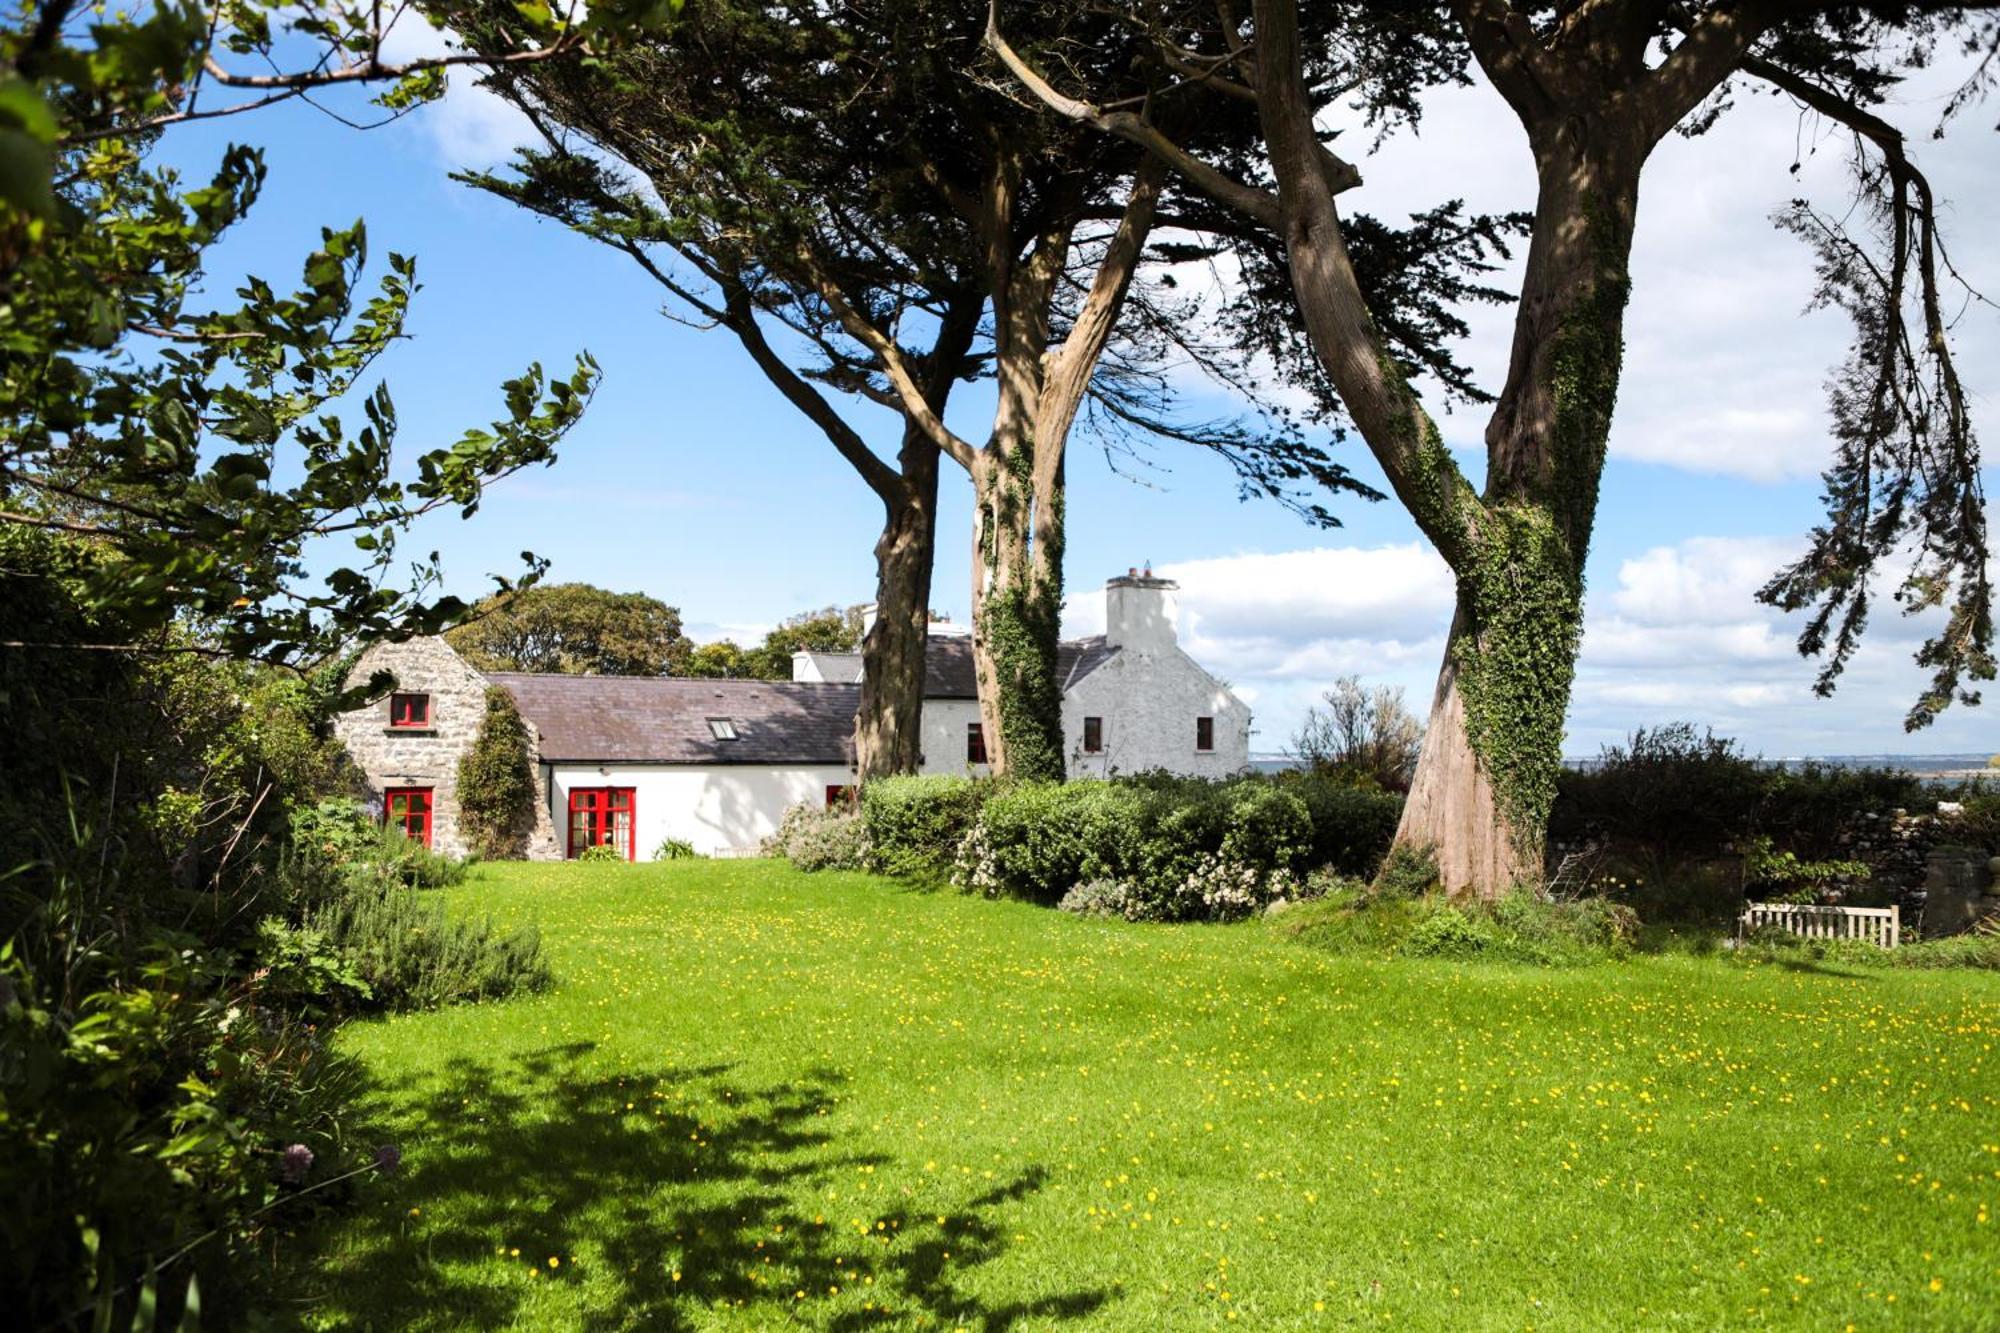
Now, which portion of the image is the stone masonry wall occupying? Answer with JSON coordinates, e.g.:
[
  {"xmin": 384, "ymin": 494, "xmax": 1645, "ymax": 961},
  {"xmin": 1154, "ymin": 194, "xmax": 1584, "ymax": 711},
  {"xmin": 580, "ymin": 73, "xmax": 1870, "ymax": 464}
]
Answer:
[{"xmin": 332, "ymin": 637, "xmax": 492, "ymax": 858}]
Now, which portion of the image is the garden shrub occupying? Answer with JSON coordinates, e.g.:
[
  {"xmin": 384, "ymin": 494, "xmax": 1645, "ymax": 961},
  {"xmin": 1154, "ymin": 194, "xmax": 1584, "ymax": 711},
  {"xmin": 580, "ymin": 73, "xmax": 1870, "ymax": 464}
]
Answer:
[
  {"xmin": 456, "ymin": 687, "xmax": 538, "ymax": 859},
  {"xmin": 1404, "ymin": 907, "xmax": 1496, "ymax": 958},
  {"xmin": 1219, "ymin": 784, "xmax": 1313, "ymax": 875},
  {"xmin": 1058, "ymin": 878, "xmax": 1147, "ymax": 920},
  {"xmin": 653, "ymin": 836, "xmax": 699, "ymax": 860},
  {"xmin": 305, "ymin": 875, "xmax": 551, "ymax": 1009},
  {"xmin": 1372, "ymin": 843, "xmax": 1440, "ymax": 898},
  {"xmin": 953, "ymin": 781, "xmax": 1143, "ymax": 903},
  {"xmin": 946, "ymin": 773, "xmax": 1394, "ymax": 918},
  {"xmin": 767, "ymin": 802, "xmax": 872, "ymax": 872},
  {"xmin": 577, "ymin": 843, "xmax": 626, "ymax": 864},
  {"xmin": 1281, "ymin": 774, "xmax": 1403, "ymax": 876},
  {"xmin": 862, "ymin": 775, "xmax": 992, "ymax": 880}
]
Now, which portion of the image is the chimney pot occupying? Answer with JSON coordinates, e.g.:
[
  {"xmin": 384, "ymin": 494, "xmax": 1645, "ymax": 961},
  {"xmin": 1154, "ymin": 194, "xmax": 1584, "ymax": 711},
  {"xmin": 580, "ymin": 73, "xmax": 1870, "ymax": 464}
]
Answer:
[{"xmin": 1128, "ymin": 566, "xmax": 1137, "ymax": 577}]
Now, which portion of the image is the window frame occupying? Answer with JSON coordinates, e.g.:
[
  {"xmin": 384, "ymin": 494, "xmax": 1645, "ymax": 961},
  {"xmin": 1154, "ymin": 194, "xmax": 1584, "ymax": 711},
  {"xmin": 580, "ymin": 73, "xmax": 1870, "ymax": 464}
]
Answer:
[
  {"xmin": 1082, "ymin": 716, "xmax": 1104, "ymax": 754},
  {"xmin": 567, "ymin": 786, "xmax": 637, "ymax": 861},
  {"xmin": 706, "ymin": 717, "xmax": 738, "ymax": 740},
  {"xmin": 383, "ymin": 786, "xmax": 433, "ymax": 846},
  {"xmin": 388, "ymin": 691, "xmax": 432, "ymax": 730},
  {"xmin": 825, "ymin": 784, "xmax": 856, "ymax": 810},
  {"xmin": 1195, "ymin": 716, "xmax": 1215, "ymax": 753},
  {"xmin": 966, "ymin": 721, "xmax": 987, "ymax": 766}
]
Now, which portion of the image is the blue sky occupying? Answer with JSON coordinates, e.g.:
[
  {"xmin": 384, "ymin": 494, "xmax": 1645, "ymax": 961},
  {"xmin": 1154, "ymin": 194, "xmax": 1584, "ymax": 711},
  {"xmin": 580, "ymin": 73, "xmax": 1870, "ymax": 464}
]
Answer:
[{"xmin": 159, "ymin": 35, "xmax": 1999, "ymax": 760}]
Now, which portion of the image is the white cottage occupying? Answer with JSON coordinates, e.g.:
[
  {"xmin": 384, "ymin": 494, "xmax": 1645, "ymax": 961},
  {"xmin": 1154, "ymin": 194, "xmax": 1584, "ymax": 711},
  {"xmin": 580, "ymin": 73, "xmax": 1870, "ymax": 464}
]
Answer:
[{"xmin": 334, "ymin": 570, "xmax": 1250, "ymax": 859}]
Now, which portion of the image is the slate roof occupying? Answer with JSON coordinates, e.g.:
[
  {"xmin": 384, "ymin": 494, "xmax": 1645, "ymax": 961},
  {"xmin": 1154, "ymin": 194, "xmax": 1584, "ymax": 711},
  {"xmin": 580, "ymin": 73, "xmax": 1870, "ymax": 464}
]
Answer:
[
  {"xmin": 486, "ymin": 634, "xmax": 1120, "ymax": 766},
  {"xmin": 922, "ymin": 635, "xmax": 1118, "ymax": 699},
  {"xmin": 486, "ymin": 673, "xmax": 860, "ymax": 765}
]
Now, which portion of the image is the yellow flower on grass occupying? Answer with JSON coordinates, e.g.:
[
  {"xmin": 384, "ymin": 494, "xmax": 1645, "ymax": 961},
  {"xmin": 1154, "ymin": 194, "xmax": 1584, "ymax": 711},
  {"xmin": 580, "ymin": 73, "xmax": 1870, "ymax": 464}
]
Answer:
[{"xmin": 548, "ymin": 1256, "xmax": 561, "ymax": 1269}]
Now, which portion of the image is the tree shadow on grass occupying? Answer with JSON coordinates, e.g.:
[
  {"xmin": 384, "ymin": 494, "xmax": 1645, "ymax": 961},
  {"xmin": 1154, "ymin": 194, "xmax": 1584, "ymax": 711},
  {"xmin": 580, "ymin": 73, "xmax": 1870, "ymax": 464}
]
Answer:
[{"xmin": 294, "ymin": 1042, "xmax": 1107, "ymax": 1330}]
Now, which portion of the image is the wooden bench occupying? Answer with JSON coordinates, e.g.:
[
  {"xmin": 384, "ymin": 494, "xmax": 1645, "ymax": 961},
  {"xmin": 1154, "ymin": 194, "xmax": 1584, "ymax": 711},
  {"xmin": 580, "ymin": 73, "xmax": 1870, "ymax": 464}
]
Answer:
[{"xmin": 1739, "ymin": 901, "xmax": 1900, "ymax": 949}]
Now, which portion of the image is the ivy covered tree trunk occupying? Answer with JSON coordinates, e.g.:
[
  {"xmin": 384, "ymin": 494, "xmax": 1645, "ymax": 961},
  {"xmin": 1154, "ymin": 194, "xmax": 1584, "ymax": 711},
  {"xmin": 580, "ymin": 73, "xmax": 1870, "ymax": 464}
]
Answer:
[
  {"xmin": 968, "ymin": 444, "xmax": 1067, "ymax": 782},
  {"xmin": 1393, "ymin": 139, "xmax": 1638, "ymax": 897}
]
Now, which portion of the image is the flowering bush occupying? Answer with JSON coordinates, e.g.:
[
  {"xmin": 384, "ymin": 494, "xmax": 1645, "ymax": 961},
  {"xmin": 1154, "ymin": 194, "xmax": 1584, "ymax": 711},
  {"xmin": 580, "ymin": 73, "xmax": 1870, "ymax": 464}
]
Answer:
[
  {"xmin": 1058, "ymin": 878, "xmax": 1147, "ymax": 920},
  {"xmin": 766, "ymin": 803, "xmax": 871, "ymax": 872}
]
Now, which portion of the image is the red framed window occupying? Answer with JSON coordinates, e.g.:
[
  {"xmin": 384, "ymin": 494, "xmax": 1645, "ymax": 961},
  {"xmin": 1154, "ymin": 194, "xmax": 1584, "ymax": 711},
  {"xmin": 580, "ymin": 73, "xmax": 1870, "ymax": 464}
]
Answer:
[
  {"xmin": 1195, "ymin": 716, "xmax": 1215, "ymax": 752},
  {"xmin": 826, "ymin": 784, "xmax": 856, "ymax": 810},
  {"xmin": 1082, "ymin": 716, "xmax": 1104, "ymax": 754},
  {"xmin": 384, "ymin": 787, "xmax": 433, "ymax": 846},
  {"xmin": 389, "ymin": 692, "xmax": 431, "ymax": 729},
  {"xmin": 568, "ymin": 787, "xmax": 635, "ymax": 860},
  {"xmin": 966, "ymin": 722, "xmax": 987, "ymax": 765}
]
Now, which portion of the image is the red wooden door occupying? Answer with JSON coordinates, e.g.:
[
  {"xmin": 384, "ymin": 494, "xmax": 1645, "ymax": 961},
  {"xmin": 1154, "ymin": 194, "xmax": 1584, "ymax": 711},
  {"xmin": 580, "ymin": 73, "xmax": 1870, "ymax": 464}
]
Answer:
[{"xmin": 568, "ymin": 787, "xmax": 635, "ymax": 860}]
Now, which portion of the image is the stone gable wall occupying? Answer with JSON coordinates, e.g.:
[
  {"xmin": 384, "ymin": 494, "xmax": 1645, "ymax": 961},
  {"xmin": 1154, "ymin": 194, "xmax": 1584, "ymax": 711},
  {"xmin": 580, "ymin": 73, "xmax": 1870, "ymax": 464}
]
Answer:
[{"xmin": 332, "ymin": 637, "xmax": 493, "ymax": 858}]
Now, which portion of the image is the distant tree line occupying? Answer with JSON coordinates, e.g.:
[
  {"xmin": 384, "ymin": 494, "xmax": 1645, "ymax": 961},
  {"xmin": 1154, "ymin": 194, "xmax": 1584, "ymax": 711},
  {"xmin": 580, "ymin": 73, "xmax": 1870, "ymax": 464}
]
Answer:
[{"xmin": 444, "ymin": 582, "xmax": 866, "ymax": 680}]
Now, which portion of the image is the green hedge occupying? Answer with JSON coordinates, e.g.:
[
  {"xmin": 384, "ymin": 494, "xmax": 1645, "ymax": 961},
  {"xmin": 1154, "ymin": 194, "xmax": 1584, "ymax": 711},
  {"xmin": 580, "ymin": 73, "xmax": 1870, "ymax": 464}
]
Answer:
[
  {"xmin": 860, "ymin": 775, "xmax": 992, "ymax": 880},
  {"xmin": 917, "ymin": 772, "xmax": 1399, "ymax": 909}
]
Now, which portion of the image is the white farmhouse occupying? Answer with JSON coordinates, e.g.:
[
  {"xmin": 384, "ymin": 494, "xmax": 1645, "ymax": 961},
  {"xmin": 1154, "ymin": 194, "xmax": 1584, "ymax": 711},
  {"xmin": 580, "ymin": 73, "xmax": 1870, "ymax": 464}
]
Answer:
[{"xmin": 333, "ymin": 570, "xmax": 1249, "ymax": 859}]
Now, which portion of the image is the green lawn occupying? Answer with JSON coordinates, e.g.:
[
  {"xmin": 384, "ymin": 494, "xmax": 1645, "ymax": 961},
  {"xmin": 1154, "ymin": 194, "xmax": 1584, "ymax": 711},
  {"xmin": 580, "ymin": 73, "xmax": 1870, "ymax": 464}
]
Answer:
[{"xmin": 296, "ymin": 860, "xmax": 2000, "ymax": 1329}]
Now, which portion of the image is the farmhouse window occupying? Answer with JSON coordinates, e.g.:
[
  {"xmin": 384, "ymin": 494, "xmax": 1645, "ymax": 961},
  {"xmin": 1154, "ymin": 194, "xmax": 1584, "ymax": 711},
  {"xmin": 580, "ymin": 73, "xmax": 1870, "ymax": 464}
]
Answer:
[
  {"xmin": 1195, "ymin": 716, "xmax": 1214, "ymax": 752},
  {"xmin": 388, "ymin": 692, "xmax": 431, "ymax": 729},
  {"xmin": 384, "ymin": 787, "xmax": 433, "ymax": 846},
  {"xmin": 707, "ymin": 717, "xmax": 738, "ymax": 740},
  {"xmin": 568, "ymin": 787, "xmax": 636, "ymax": 860},
  {"xmin": 966, "ymin": 722, "xmax": 987, "ymax": 765},
  {"xmin": 1082, "ymin": 716, "xmax": 1103, "ymax": 753}
]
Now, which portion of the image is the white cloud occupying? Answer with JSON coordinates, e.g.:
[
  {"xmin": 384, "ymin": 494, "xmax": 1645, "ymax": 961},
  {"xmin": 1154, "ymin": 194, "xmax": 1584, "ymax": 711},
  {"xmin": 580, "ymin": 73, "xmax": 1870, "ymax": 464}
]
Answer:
[
  {"xmin": 1059, "ymin": 535, "xmax": 1995, "ymax": 758},
  {"xmin": 378, "ymin": 14, "xmax": 539, "ymax": 170}
]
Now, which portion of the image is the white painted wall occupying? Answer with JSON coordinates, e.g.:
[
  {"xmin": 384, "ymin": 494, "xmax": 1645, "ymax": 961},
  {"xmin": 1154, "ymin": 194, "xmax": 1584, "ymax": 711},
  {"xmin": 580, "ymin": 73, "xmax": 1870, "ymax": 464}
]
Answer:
[
  {"xmin": 1061, "ymin": 646, "xmax": 1251, "ymax": 779},
  {"xmin": 918, "ymin": 697, "xmax": 991, "ymax": 778},
  {"xmin": 546, "ymin": 763, "xmax": 857, "ymax": 859}
]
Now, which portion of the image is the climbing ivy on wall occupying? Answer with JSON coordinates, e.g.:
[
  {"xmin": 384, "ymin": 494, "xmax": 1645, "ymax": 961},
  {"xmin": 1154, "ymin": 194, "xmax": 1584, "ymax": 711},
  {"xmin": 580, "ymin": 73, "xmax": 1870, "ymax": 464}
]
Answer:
[{"xmin": 457, "ymin": 687, "xmax": 538, "ymax": 859}]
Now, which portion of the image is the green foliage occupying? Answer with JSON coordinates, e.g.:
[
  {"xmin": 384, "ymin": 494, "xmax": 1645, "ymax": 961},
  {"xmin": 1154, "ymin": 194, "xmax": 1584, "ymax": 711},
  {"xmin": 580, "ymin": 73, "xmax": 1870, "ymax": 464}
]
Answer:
[
  {"xmin": 953, "ymin": 782, "xmax": 1141, "ymax": 904},
  {"xmin": 1372, "ymin": 842, "xmax": 1441, "ymax": 899},
  {"xmin": 1404, "ymin": 906, "xmax": 1497, "ymax": 958},
  {"xmin": 653, "ymin": 837, "xmax": 699, "ymax": 860},
  {"xmin": 948, "ymin": 773, "xmax": 1387, "ymax": 917},
  {"xmin": 1741, "ymin": 836, "xmax": 1873, "ymax": 904},
  {"xmin": 577, "ymin": 843, "xmax": 627, "ymax": 864},
  {"xmin": 764, "ymin": 804, "xmax": 870, "ymax": 872},
  {"xmin": 1280, "ymin": 776, "xmax": 1404, "ymax": 875},
  {"xmin": 1947, "ymin": 791, "xmax": 2000, "ymax": 853},
  {"xmin": 291, "ymin": 800, "xmax": 467, "ymax": 889},
  {"xmin": 446, "ymin": 583, "xmax": 694, "ymax": 676},
  {"xmin": 681, "ymin": 605, "xmax": 866, "ymax": 680},
  {"xmin": 1283, "ymin": 887, "xmax": 1636, "ymax": 967},
  {"xmin": 860, "ymin": 775, "xmax": 993, "ymax": 881},
  {"xmin": 1289, "ymin": 675, "xmax": 1424, "ymax": 791},
  {"xmin": 456, "ymin": 688, "xmax": 537, "ymax": 859},
  {"xmin": 977, "ymin": 575, "xmax": 1067, "ymax": 784},
  {"xmin": 1, "ymin": 135, "xmax": 599, "ymax": 664},
  {"xmin": 252, "ymin": 918, "xmax": 374, "ymax": 1016},
  {"xmin": 302, "ymin": 875, "xmax": 550, "ymax": 1011},
  {"xmin": 1450, "ymin": 503, "xmax": 1585, "ymax": 851}
]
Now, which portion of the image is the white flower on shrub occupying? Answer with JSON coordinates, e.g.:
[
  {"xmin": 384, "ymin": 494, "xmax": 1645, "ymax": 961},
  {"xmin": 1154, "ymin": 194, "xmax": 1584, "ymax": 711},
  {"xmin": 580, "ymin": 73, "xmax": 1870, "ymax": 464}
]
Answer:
[{"xmin": 950, "ymin": 823, "xmax": 1003, "ymax": 897}]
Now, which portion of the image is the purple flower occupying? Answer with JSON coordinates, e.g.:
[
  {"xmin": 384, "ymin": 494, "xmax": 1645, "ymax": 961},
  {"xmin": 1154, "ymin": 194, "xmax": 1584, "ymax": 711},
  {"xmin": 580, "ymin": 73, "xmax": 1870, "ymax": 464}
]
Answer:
[
  {"xmin": 280, "ymin": 1143, "xmax": 314, "ymax": 1184},
  {"xmin": 373, "ymin": 1143, "xmax": 403, "ymax": 1174}
]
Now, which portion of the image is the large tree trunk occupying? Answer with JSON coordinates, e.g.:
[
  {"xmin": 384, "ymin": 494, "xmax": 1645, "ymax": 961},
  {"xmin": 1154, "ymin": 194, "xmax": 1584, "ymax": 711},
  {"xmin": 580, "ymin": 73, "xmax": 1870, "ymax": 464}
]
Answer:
[
  {"xmin": 854, "ymin": 449, "xmax": 938, "ymax": 781},
  {"xmin": 968, "ymin": 446, "xmax": 1067, "ymax": 782},
  {"xmin": 1392, "ymin": 134, "xmax": 1640, "ymax": 897}
]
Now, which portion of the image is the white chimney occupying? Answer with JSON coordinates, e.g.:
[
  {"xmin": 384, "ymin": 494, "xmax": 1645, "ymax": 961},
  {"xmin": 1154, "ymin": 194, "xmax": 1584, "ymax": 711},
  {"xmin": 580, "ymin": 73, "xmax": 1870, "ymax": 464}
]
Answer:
[{"xmin": 1103, "ymin": 569, "xmax": 1178, "ymax": 653}]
